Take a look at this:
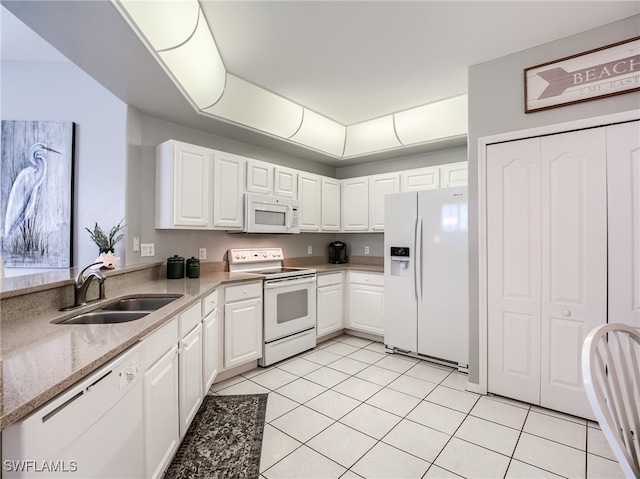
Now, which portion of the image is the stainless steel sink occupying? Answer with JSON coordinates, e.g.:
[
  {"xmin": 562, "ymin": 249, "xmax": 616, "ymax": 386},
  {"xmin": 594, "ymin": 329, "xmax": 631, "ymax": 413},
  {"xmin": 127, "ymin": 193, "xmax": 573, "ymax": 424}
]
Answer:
[
  {"xmin": 100, "ymin": 295, "xmax": 182, "ymax": 312},
  {"xmin": 59, "ymin": 294, "xmax": 182, "ymax": 325},
  {"xmin": 61, "ymin": 310, "xmax": 150, "ymax": 325}
]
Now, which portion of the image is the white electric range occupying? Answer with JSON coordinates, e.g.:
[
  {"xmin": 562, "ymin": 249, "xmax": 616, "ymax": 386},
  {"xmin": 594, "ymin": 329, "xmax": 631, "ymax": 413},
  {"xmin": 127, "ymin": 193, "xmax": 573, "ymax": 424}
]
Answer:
[{"xmin": 228, "ymin": 248, "xmax": 317, "ymax": 366}]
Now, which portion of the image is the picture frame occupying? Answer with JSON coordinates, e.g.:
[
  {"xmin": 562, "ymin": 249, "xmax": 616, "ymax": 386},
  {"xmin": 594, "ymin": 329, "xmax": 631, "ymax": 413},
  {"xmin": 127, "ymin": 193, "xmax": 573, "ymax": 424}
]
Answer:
[
  {"xmin": 1, "ymin": 121, "xmax": 75, "ymax": 268},
  {"xmin": 524, "ymin": 36, "xmax": 640, "ymax": 113}
]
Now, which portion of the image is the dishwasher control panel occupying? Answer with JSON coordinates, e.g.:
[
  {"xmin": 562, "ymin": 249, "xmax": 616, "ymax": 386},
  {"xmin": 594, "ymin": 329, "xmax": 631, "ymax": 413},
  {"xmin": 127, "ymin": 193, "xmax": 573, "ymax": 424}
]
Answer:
[{"xmin": 118, "ymin": 355, "xmax": 141, "ymax": 390}]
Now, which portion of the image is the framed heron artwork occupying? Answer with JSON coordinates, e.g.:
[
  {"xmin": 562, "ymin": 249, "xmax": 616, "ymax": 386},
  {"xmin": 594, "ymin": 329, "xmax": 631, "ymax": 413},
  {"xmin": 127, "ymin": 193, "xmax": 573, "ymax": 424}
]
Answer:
[{"xmin": 0, "ymin": 121, "xmax": 74, "ymax": 268}]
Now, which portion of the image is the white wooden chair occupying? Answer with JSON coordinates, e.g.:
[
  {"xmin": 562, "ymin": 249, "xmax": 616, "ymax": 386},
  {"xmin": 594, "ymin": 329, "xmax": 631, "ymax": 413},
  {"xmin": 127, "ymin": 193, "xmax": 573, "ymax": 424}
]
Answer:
[{"xmin": 582, "ymin": 323, "xmax": 640, "ymax": 478}]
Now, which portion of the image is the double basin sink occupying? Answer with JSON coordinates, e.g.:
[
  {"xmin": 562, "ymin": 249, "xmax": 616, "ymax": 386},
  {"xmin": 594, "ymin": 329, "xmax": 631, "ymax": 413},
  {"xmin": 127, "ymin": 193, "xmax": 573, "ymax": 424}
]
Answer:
[{"xmin": 60, "ymin": 295, "xmax": 182, "ymax": 325}]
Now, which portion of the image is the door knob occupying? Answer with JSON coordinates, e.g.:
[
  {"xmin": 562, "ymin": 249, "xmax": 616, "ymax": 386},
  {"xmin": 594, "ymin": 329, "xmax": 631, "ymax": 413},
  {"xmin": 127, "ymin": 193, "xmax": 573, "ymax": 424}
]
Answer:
[{"xmin": 561, "ymin": 309, "xmax": 571, "ymax": 317}]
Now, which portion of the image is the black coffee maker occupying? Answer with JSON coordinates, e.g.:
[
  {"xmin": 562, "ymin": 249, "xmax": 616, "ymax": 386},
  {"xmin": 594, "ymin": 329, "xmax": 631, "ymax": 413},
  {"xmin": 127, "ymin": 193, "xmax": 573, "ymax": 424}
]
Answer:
[{"xmin": 329, "ymin": 241, "xmax": 347, "ymax": 264}]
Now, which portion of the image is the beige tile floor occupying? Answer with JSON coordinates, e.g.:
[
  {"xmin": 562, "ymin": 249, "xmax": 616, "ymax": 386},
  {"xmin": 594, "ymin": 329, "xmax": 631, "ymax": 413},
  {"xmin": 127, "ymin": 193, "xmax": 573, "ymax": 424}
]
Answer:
[{"xmin": 210, "ymin": 334, "xmax": 625, "ymax": 479}]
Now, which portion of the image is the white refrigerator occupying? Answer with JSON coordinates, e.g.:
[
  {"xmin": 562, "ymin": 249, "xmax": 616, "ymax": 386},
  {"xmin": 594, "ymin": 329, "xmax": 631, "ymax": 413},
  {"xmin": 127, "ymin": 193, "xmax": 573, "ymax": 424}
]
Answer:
[{"xmin": 383, "ymin": 187, "xmax": 469, "ymax": 370}]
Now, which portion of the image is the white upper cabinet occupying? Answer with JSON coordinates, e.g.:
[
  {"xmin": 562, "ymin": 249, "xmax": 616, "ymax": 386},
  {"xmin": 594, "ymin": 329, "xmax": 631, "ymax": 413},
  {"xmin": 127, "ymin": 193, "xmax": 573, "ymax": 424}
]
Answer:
[
  {"xmin": 156, "ymin": 140, "xmax": 213, "ymax": 229},
  {"xmin": 298, "ymin": 172, "xmax": 322, "ymax": 231},
  {"xmin": 341, "ymin": 177, "xmax": 369, "ymax": 231},
  {"xmin": 321, "ymin": 177, "xmax": 341, "ymax": 231},
  {"xmin": 274, "ymin": 166, "xmax": 298, "ymax": 199},
  {"xmin": 440, "ymin": 161, "xmax": 468, "ymax": 188},
  {"xmin": 213, "ymin": 152, "xmax": 245, "ymax": 229},
  {"xmin": 246, "ymin": 159, "xmax": 274, "ymax": 195},
  {"xmin": 400, "ymin": 166, "xmax": 440, "ymax": 191},
  {"xmin": 369, "ymin": 173, "xmax": 400, "ymax": 231}
]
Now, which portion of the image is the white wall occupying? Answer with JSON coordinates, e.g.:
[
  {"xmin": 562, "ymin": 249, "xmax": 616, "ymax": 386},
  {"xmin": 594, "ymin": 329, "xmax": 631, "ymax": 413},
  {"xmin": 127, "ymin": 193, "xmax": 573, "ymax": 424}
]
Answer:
[
  {"xmin": 335, "ymin": 146, "xmax": 466, "ymax": 179},
  {"xmin": 466, "ymin": 15, "xmax": 640, "ymax": 385},
  {"xmin": 1, "ymin": 60, "xmax": 128, "ymax": 269}
]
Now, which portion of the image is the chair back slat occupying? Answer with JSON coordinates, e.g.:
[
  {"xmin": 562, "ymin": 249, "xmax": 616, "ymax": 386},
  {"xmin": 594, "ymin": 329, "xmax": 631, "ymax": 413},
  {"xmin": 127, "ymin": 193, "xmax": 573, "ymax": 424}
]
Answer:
[{"xmin": 582, "ymin": 323, "xmax": 640, "ymax": 479}]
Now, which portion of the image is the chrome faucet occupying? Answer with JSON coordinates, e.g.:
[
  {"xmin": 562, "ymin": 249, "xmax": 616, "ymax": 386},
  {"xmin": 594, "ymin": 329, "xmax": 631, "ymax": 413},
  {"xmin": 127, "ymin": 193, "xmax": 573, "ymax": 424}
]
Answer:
[{"xmin": 61, "ymin": 262, "xmax": 106, "ymax": 310}]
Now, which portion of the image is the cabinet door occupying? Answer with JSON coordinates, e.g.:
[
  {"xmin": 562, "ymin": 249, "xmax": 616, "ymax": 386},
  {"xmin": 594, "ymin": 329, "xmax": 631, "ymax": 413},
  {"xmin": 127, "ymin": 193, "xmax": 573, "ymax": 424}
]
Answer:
[
  {"xmin": 440, "ymin": 162, "xmax": 468, "ymax": 188},
  {"xmin": 202, "ymin": 308, "xmax": 219, "ymax": 392},
  {"xmin": 348, "ymin": 283, "xmax": 384, "ymax": 335},
  {"xmin": 179, "ymin": 324, "xmax": 203, "ymax": 437},
  {"xmin": 607, "ymin": 121, "xmax": 640, "ymax": 329},
  {"xmin": 144, "ymin": 346, "xmax": 179, "ymax": 479},
  {"xmin": 369, "ymin": 173, "xmax": 399, "ymax": 231},
  {"xmin": 213, "ymin": 152, "xmax": 245, "ymax": 229},
  {"xmin": 321, "ymin": 177, "xmax": 341, "ymax": 231},
  {"xmin": 156, "ymin": 140, "xmax": 213, "ymax": 229},
  {"xmin": 317, "ymin": 284, "xmax": 343, "ymax": 337},
  {"xmin": 274, "ymin": 166, "xmax": 298, "ymax": 198},
  {"xmin": 342, "ymin": 177, "xmax": 369, "ymax": 231},
  {"xmin": 246, "ymin": 159, "xmax": 273, "ymax": 195},
  {"xmin": 298, "ymin": 172, "xmax": 321, "ymax": 231},
  {"xmin": 224, "ymin": 297, "xmax": 263, "ymax": 368},
  {"xmin": 400, "ymin": 166, "xmax": 440, "ymax": 191}
]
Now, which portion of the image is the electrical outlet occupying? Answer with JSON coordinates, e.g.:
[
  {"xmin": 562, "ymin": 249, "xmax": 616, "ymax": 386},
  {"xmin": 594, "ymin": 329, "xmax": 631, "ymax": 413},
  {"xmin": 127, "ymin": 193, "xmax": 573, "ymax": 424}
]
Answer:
[
  {"xmin": 307, "ymin": 245, "xmax": 313, "ymax": 255},
  {"xmin": 364, "ymin": 246, "xmax": 370, "ymax": 255},
  {"xmin": 199, "ymin": 248, "xmax": 207, "ymax": 260},
  {"xmin": 133, "ymin": 237, "xmax": 140, "ymax": 252},
  {"xmin": 141, "ymin": 243, "xmax": 155, "ymax": 257}
]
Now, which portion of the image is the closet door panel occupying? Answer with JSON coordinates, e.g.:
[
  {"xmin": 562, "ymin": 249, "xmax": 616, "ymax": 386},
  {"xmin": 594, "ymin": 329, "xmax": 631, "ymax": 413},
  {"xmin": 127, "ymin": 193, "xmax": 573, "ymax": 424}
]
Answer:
[
  {"xmin": 539, "ymin": 128, "xmax": 606, "ymax": 420},
  {"xmin": 608, "ymin": 121, "xmax": 640, "ymax": 328},
  {"xmin": 487, "ymin": 138, "xmax": 541, "ymax": 404}
]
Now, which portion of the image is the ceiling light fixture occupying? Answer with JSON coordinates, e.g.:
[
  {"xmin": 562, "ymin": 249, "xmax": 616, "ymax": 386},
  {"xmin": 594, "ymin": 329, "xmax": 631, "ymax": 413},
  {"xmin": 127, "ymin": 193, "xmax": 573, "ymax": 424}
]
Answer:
[{"xmin": 112, "ymin": 0, "xmax": 467, "ymax": 160}]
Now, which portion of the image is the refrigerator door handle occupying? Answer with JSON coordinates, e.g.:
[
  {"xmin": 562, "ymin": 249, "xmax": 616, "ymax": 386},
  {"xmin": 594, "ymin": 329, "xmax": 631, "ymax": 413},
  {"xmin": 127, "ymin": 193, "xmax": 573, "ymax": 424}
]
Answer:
[
  {"xmin": 415, "ymin": 215, "xmax": 423, "ymax": 303},
  {"xmin": 413, "ymin": 216, "xmax": 418, "ymax": 302}
]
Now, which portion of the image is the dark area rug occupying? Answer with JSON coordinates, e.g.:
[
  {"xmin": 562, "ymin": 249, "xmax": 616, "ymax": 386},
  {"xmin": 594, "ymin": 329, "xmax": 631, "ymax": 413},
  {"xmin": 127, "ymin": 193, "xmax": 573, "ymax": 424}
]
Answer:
[{"xmin": 164, "ymin": 394, "xmax": 268, "ymax": 479}]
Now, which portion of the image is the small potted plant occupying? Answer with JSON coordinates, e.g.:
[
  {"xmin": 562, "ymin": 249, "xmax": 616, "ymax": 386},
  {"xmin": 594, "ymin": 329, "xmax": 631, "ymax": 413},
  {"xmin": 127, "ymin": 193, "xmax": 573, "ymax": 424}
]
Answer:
[{"xmin": 85, "ymin": 218, "xmax": 125, "ymax": 255}]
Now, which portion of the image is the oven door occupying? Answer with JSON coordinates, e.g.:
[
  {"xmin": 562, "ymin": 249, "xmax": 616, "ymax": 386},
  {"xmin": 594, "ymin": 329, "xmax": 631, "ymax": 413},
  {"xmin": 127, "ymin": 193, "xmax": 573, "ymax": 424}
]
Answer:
[{"xmin": 263, "ymin": 276, "xmax": 316, "ymax": 342}]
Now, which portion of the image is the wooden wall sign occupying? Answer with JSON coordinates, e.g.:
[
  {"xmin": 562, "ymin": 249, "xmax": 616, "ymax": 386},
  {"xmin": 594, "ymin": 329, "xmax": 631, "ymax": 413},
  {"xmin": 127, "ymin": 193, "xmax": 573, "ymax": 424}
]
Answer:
[{"xmin": 525, "ymin": 36, "xmax": 640, "ymax": 113}]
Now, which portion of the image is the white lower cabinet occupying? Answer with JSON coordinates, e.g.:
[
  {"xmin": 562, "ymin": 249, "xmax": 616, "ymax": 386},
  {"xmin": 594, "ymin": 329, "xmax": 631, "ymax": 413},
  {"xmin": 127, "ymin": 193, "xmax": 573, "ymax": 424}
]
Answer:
[
  {"xmin": 202, "ymin": 289, "xmax": 219, "ymax": 392},
  {"xmin": 347, "ymin": 272, "xmax": 384, "ymax": 335},
  {"xmin": 144, "ymin": 345, "xmax": 179, "ymax": 479},
  {"xmin": 179, "ymin": 323, "xmax": 203, "ymax": 438},
  {"xmin": 223, "ymin": 282, "xmax": 263, "ymax": 369},
  {"xmin": 316, "ymin": 273, "xmax": 344, "ymax": 337},
  {"xmin": 141, "ymin": 317, "xmax": 180, "ymax": 479}
]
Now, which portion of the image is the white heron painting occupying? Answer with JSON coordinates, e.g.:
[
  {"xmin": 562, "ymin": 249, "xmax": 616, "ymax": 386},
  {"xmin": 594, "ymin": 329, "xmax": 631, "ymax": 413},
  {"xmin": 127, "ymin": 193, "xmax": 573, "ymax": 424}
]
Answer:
[{"xmin": 1, "ymin": 121, "xmax": 74, "ymax": 268}]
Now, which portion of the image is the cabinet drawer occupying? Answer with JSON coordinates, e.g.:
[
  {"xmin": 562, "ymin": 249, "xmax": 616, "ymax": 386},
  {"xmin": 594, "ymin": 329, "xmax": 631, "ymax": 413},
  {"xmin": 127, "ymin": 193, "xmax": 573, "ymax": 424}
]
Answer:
[
  {"xmin": 142, "ymin": 317, "xmax": 178, "ymax": 370},
  {"xmin": 179, "ymin": 302, "xmax": 202, "ymax": 337},
  {"xmin": 202, "ymin": 289, "xmax": 219, "ymax": 316},
  {"xmin": 225, "ymin": 281, "xmax": 262, "ymax": 303},
  {"xmin": 317, "ymin": 272, "xmax": 342, "ymax": 288},
  {"xmin": 349, "ymin": 271, "xmax": 384, "ymax": 287}
]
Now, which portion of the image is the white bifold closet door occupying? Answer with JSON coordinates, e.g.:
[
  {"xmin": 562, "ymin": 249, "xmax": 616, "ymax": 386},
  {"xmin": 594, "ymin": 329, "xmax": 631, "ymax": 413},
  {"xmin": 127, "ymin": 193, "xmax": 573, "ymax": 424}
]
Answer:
[
  {"xmin": 487, "ymin": 127, "xmax": 607, "ymax": 420},
  {"xmin": 607, "ymin": 121, "xmax": 640, "ymax": 329}
]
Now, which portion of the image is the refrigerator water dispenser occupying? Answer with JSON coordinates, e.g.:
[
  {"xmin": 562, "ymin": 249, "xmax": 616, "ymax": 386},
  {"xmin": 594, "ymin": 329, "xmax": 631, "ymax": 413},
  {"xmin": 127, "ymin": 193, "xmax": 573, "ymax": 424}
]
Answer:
[{"xmin": 390, "ymin": 246, "xmax": 410, "ymax": 276}]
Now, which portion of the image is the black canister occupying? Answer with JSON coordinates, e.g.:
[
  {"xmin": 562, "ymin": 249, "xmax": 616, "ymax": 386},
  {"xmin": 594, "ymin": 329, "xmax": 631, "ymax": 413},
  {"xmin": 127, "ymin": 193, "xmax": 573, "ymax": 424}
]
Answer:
[
  {"xmin": 186, "ymin": 257, "xmax": 200, "ymax": 278},
  {"xmin": 167, "ymin": 255, "xmax": 185, "ymax": 279}
]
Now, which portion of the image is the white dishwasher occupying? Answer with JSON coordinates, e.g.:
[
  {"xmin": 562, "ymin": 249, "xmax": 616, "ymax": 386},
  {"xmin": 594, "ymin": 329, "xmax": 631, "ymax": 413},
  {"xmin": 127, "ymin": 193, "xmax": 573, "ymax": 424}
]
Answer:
[{"xmin": 2, "ymin": 344, "xmax": 144, "ymax": 478}]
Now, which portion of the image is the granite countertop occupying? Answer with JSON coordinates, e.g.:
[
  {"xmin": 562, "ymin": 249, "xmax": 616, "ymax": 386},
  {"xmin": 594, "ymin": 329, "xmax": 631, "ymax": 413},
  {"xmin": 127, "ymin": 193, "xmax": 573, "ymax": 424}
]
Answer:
[
  {"xmin": 312, "ymin": 263, "xmax": 383, "ymax": 274},
  {"xmin": 0, "ymin": 269, "xmax": 260, "ymax": 430},
  {"xmin": 0, "ymin": 260, "xmax": 383, "ymax": 430}
]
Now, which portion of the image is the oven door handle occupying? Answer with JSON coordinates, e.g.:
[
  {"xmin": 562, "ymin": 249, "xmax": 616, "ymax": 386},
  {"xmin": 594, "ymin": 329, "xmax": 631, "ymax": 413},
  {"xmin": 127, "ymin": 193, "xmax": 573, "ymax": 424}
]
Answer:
[{"xmin": 263, "ymin": 276, "xmax": 316, "ymax": 288}]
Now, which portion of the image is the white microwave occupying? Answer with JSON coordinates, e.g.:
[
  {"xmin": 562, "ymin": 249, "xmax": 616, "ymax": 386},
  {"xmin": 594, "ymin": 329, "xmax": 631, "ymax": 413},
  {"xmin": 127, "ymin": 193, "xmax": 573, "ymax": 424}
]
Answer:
[{"xmin": 244, "ymin": 193, "xmax": 300, "ymax": 234}]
